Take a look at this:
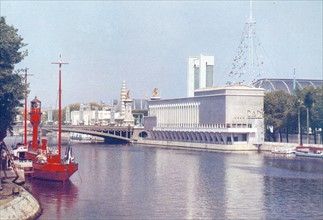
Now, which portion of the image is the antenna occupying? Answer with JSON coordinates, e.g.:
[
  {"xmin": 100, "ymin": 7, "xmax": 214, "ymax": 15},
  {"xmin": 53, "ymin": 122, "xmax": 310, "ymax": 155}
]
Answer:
[
  {"xmin": 246, "ymin": 0, "xmax": 256, "ymax": 78},
  {"xmin": 249, "ymin": 0, "xmax": 253, "ymax": 20},
  {"xmin": 227, "ymin": 0, "xmax": 276, "ymax": 85}
]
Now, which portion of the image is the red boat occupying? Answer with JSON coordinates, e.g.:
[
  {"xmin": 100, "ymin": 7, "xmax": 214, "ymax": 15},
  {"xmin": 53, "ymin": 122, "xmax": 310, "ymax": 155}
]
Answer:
[
  {"xmin": 31, "ymin": 60, "xmax": 78, "ymax": 182},
  {"xmin": 32, "ymin": 145, "xmax": 78, "ymax": 182}
]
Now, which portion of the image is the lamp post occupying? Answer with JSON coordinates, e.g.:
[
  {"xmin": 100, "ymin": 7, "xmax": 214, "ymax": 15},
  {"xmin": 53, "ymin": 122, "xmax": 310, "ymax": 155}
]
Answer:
[
  {"xmin": 298, "ymin": 99, "xmax": 303, "ymax": 146},
  {"xmin": 298, "ymin": 106, "xmax": 301, "ymax": 145},
  {"xmin": 306, "ymin": 107, "xmax": 309, "ymax": 144}
]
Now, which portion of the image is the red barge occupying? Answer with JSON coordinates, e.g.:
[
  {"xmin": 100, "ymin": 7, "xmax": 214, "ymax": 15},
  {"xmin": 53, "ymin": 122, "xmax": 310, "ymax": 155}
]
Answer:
[{"xmin": 27, "ymin": 59, "xmax": 78, "ymax": 182}]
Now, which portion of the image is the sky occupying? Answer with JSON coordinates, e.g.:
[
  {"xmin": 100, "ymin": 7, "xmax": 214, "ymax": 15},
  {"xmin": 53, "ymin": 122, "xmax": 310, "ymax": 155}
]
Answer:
[{"xmin": 1, "ymin": 0, "xmax": 322, "ymax": 108}]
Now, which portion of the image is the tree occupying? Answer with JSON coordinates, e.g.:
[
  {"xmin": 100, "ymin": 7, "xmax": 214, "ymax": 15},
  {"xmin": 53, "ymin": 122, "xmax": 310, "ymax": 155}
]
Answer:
[
  {"xmin": 311, "ymin": 86, "xmax": 323, "ymax": 144},
  {"xmin": 264, "ymin": 91, "xmax": 295, "ymax": 142},
  {"xmin": 0, "ymin": 17, "xmax": 27, "ymax": 140},
  {"xmin": 68, "ymin": 103, "xmax": 80, "ymax": 112},
  {"xmin": 295, "ymin": 86, "xmax": 323, "ymax": 144}
]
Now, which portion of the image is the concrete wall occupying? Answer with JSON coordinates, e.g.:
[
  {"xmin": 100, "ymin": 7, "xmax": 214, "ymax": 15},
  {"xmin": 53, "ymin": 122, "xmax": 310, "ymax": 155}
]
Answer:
[
  {"xmin": 0, "ymin": 184, "xmax": 41, "ymax": 220},
  {"xmin": 137, "ymin": 139, "xmax": 259, "ymax": 151},
  {"xmin": 198, "ymin": 96, "xmax": 226, "ymax": 124},
  {"xmin": 143, "ymin": 116, "xmax": 157, "ymax": 131}
]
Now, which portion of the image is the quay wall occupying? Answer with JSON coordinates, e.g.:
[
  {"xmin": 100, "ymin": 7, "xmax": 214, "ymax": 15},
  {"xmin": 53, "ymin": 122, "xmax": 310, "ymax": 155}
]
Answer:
[
  {"xmin": 136, "ymin": 139, "xmax": 260, "ymax": 152},
  {"xmin": 262, "ymin": 142, "xmax": 323, "ymax": 151},
  {"xmin": 0, "ymin": 184, "xmax": 41, "ymax": 220},
  {"xmin": 135, "ymin": 139, "xmax": 323, "ymax": 152}
]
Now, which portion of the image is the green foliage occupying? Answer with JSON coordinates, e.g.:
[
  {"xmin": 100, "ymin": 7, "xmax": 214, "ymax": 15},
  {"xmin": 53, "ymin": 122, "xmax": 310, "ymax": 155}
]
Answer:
[
  {"xmin": 0, "ymin": 17, "xmax": 27, "ymax": 72},
  {"xmin": 68, "ymin": 103, "xmax": 80, "ymax": 112},
  {"xmin": 89, "ymin": 102, "xmax": 103, "ymax": 110},
  {"xmin": 306, "ymin": 86, "xmax": 323, "ymax": 130},
  {"xmin": 264, "ymin": 91, "xmax": 295, "ymax": 140},
  {"xmin": 0, "ymin": 73, "xmax": 24, "ymax": 133},
  {"xmin": 264, "ymin": 86, "xmax": 323, "ymax": 142},
  {"xmin": 0, "ymin": 17, "xmax": 27, "ymax": 138}
]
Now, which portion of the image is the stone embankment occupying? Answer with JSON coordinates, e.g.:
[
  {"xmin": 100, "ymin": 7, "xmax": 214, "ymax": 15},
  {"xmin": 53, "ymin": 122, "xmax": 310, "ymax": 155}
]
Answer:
[
  {"xmin": 135, "ymin": 139, "xmax": 323, "ymax": 152},
  {"xmin": 262, "ymin": 142, "xmax": 323, "ymax": 151},
  {"xmin": 136, "ymin": 139, "xmax": 260, "ymax": 151},
  {"xmin": 0, "ymin": 180, "xmax": 41, "ymax": 220}
]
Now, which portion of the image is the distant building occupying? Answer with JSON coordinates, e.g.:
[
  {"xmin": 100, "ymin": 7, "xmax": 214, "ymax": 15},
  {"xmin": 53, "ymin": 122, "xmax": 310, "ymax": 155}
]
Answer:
[
  {"xmin": 187, "ymin": 54, "xmax": 214, "ymax": 97},
  {"xmin": 65, "ymin": 105, "xmax": 71, "ymax": 125},
  {"xmin": 132, "ymin": 99, "xmax": 149, "ymax": 127},
  {"xmin": 69, "ymin": 101, "xmax": 148, "ymax": 127},
  {"xmin": 70, "ymin": 105, "xmax": 123, "ymax": 126},
  {"xmin": 46, "ymin": 106, "xmax": 54, "ymax": 125},
  {"xmin": 252, "ymin": 78, "xmax": 323, "ymax": 94},
  {"xmin": 145, "ymin": 84, "xmax": 265, "ymax": 145}
]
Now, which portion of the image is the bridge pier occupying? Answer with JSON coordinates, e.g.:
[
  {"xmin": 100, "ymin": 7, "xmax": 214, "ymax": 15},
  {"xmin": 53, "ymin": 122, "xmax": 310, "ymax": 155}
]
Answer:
[{"xmin": 103, "ymin": 137, "xmax": 129, "ymax": 144}]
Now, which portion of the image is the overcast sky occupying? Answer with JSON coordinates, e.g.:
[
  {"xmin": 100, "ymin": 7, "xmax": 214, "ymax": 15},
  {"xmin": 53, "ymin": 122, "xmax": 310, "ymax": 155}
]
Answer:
[{"xmin": 1, "ymin": 1, "xmax": 322, "ymax": 107}]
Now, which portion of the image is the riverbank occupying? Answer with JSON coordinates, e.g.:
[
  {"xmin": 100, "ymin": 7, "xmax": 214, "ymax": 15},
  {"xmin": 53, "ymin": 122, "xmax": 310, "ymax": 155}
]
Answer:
[
  {"xmin": 135, "ymin": 139, "xmax": 323, "ymax": 152},
  {"xmin": 136, "ymin": 139, "xmax": 260, "ymax": 151},
  {"xmin": 0, "ymin": 180, "xmax": 41, "ymax": 220}
]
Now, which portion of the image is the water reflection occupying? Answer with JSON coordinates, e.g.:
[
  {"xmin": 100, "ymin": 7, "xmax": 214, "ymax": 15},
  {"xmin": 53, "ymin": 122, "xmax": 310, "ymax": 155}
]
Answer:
[
  {"xmin": 25, "ymin": 178, "xmax": 78, "ymax": 220},
  {"xmin": 264, "ymin": 153, "xmax": 323, "ymax": 177},
  {"xmin": 224, "ymin": 153, "xmax": 265, "ymax": 219},
  {"xmin": 263, "ymin": 153, "xmax": 323, "ymax": 219},
  {"xmin": 263, "ymin": 176, "xmax": 323, "ymax": 219},
  {"xmin": 11, "ymin": 142, "xmax": 323, "ymax": 219},
  {"xmin": 194, "ymin": 152, "xmax": 227, "ymax": 219}
]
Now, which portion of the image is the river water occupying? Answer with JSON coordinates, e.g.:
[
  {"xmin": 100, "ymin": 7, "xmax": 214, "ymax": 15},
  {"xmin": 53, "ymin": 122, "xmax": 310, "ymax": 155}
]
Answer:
[{"xmin": 6, "ymin": 139, "xmax": 323, "ymax": 219}]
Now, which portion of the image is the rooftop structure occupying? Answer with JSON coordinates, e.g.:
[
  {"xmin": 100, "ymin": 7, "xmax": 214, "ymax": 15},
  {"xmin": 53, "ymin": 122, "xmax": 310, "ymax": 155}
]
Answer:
[
  {"xmin": 252, "ymin": 78, "xmax": 323, "ymax": 94},
  {"xmin": 187, "ymin": 54, "xmax": 214, "ymax": 97}
]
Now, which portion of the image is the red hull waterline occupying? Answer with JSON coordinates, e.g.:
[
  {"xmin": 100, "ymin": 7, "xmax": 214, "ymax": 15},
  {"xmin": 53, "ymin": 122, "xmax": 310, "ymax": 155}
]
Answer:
[
  {"xmin": 25, "ymin": 151, "xmax": 37, "ymax": 161},
  {"xmin": 32, "ymin": 163, "xmax": 78, "ymax": 182}
]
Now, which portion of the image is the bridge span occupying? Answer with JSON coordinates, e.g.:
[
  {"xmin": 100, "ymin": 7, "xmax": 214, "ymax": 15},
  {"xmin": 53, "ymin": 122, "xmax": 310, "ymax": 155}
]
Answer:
[{"xmin": 42, "ymin": 125, "xmax": 134, "ymax": 144}]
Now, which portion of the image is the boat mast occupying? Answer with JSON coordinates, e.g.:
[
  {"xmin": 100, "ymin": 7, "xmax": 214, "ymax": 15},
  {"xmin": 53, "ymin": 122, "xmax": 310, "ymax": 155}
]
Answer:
[
  {"xmin": 23, "ymin": 69, "xmax": 28, "ymax": 146},
  {"xmin": 19, "ymin": 68, "xmax": 33, "ymax": 146},
  {"xmin": 246, "ymin": 0, "xmax": 256, "ymax": 78},
  {"xmin": 51, "ymin": 57, "xmax": 68, "ymax": 159}
]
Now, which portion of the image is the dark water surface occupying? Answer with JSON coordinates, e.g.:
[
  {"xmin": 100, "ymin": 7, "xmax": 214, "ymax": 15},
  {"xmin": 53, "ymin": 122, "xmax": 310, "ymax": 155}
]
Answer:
[{"xmin": 19, "ymin": 143, "xmax": 323, "ymax": 219}]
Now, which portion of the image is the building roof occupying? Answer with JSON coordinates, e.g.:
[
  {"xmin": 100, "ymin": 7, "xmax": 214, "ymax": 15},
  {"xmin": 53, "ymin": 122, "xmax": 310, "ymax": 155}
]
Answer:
[{"xmin": 252, "ymin": 78, "xmax": 323, "ymax": 94}]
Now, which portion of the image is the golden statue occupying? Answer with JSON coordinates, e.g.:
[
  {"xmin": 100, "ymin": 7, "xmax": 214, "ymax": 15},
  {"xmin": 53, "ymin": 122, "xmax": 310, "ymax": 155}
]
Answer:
[{"xmin": 153, "ymin": 88, "xmax": 159, "ymax": 97}]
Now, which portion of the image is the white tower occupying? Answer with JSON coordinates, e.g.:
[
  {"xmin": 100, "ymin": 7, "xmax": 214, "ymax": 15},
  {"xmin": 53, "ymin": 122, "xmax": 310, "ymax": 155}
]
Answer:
[
  {"xmin": 47, "ymin": 105, "xmax": 53, "ymax": 125},
  {"xmin": 187, "ymin": 54, "xmax": 214, "ymax": 97},
  {"xmin": 123, "ymin": 91, "xmax": 134, "ymax": 126},
  {"xmin": 120, "ymin": 80, "xmax": 127, "ymax": 117},
  {"xmin": 65, "ymin": 105, "xmax": 71, "ymax": 125}
]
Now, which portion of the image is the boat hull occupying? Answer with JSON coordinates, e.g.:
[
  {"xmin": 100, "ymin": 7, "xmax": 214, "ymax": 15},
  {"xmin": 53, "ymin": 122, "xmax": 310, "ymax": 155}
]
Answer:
[
  {"xmin": 32, "ymin": 162, "xmax": 78, "ymax": 182},
  {"xmin": 295, "ymin": 151, "xmax": 323, "ymax": 159},
  {"xmin": 25, "ymin": 151, "xmax": 38, "ymax": 161}
]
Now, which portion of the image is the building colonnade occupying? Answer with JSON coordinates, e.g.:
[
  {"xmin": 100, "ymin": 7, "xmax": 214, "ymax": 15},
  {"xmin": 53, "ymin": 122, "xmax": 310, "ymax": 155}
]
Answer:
[
  {"xmin": 149, "ymin": 102, "xmax": 200, "ymax": 128},
  {"xmin": 149, "ymin": 130, "xmax": 249, "ymax": 145}
]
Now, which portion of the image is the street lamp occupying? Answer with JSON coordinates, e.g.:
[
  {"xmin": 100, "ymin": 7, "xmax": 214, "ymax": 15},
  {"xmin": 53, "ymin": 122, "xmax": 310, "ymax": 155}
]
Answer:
[{"xmin": 298, "ymin": 99, "xmax": 304, "ymax": 146}]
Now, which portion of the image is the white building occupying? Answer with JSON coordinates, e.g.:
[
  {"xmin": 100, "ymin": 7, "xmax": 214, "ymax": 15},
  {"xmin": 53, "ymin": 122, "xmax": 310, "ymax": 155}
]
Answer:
[
  {"xmin": 145, "ymin": 84, "xmax": 265, "ymax": 146},
  {"xmin": 70, "ymin": 105, "xmax": 122, "ymax": 126},
  {"xmin": 187, "ymin": 54, "xmax": 214, "ymax": 97}
]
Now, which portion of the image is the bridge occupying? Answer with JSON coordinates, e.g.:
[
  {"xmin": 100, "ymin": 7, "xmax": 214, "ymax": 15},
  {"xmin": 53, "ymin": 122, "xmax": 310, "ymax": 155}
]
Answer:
[{"xmin": 42, "ymin": 125, "xmax": 134, "ymax": 144}]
